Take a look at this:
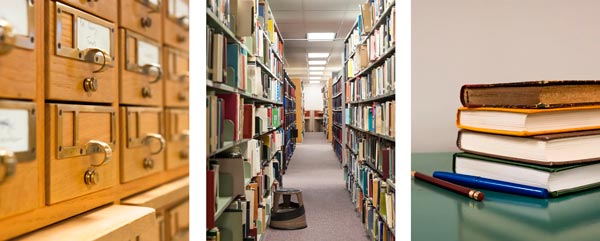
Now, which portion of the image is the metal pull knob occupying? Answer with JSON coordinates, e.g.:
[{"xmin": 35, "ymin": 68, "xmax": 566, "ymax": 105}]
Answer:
[
  {"xmin": 179, "ymin": 149, "xmax": 189, "ymax": 159},
  {"xmin": 177, "ymin": 16, "xmax": 189, "ymax": 29},
  {"xmin": 83, "ymin": 77, "xmax": 98, "ymax": 92},
  {"xmin": 84, "ymin": 168, "xmax": 99, "ymax": 185},
  {"xmin": 0, "ymin": 148, "xmax": 16, "ymax": 184},
  {"xmin": 178, "ymin": 73, "xmax": 189, "ymax": 82},
  {"xmin": 177, "ymin": 91, "xmax": 187, "ymax": 101},
  {"xmin": 142, "ymin": 133, "xmax": 165, "ymax": 155},
  {"xmin": 141, "ymin": 86, "xmax": 152, "ymax": 98},
  {"xmin": 84, "ymin": 140, "xmax": 112, "ymax": 167},
  {"xmin": 143, "ymin": 157, "xmax": 154, "ymax": 169},
  {"xmin": 141, "ymin": 16, "xmax": 153, "ymax": 28},
  {"xmin": 81, "ymin": 48, "xmax": 110, "ymax": 73},
  {"xmin": 142, "ymin": 63, "xmax": 162, "ymax": 83},
  {"xmin": 0, "ymin": 19, "xmax": 16, "ymax": 55},
  {"xmin": 180, "ymin": 130, "xmax": 189, "ymax": 141}
]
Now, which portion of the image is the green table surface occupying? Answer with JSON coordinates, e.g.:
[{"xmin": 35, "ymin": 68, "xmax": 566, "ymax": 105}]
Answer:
[{"xmin": 412, "ymin": 153, "xmax": 600, "ymax": 241}]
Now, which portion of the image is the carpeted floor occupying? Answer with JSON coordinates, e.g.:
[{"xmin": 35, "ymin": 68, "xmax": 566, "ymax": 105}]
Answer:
[{"xmin": 263, "ymin": 132, "xmax": 370, "ymax": 241}]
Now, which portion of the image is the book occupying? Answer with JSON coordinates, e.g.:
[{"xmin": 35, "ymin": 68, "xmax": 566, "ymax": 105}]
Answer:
[
  {"xmin": 216, "ymin": 93, "xmax": 243, "ymax": 141},
  {"xmin": 243, "ymin": 104, "xmax": 256, "ymax": 139},
  {"xmin": 460, "ymin": 80, "xmax": 600, "ymax": 108},
  {"xmin": 453, "ymin": 152, "xmax": 600, "ymax": 197},
  {"xmin": 456, "ymin": 106, "xmax": 600, "ymax": 136},
  {"xmin": 207, "ymin": 170, "xmax": 216, "ymax": 229},
  {"xmin": 457, "ymin": 130, "xmax": 600, "ymax": 166}
]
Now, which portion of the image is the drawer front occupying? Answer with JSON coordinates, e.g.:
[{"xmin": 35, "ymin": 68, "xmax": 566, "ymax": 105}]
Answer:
[
  {"xmin": 48, "ymin": 2, "xmax": 117, "ymax": 103},
  {"xmin": 57, "ymin": 0, "xmax": 118, "ymax": 22},
  {"xmin": 0, "ymin": 0, "xmax": 36, "ymax": 100},
  {"xmin": 164, "ymin": 47, "xmax": 188, "ymax": 107},
  {"xmin": 165, "ymin": 109, "xmax": 188, "ymax": 170},
  {"xmin": 120, "ymin": 29, "xmax": 163, "ymax": 106},
  {"xmin": 163, "ymin": 0, "xmax": 188, "ymax": 51},
  {"xmin": 120, "ymin": 0, "xmax": 163, "ymax": 41},
  {"xmin": 0, "ymin": 101, "xmax": 38, "ymax": 219},
  {"xmin": 166, "ymin": 200, "xmax": 189, "ymax": 241},
  {"xmin": 120, "ymin": 107, "xmax": 165, "ymax": 183},
  {"xmin": 47, "ymin": 104, "xmax": 117, "ymax": 204},
  {"xmin": 16, "ymin": 205, "xmax": 158, "ymax": 241}
]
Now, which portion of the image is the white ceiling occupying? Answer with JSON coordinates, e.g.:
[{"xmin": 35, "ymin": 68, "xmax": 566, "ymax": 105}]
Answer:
[{"xmin": 269, "ymin": 0, "xmax": 364, "ymax": 83}]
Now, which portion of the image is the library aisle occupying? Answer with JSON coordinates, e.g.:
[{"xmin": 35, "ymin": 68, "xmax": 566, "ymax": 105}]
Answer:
[{"xmin": 263, "ymin": 133, "xmax": 370, "ymax": 241}]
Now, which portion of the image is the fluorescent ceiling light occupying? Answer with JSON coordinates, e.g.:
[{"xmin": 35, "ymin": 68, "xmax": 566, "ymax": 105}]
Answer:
[
  {"xmin": 310, "ymin": 80, "xmax": 320, "ymax": 84},
  {"xmin": 310, "ymin": 76, "xmax": 320, "ymax": 80},
  {"xmin": 309, "ymin": 66, "xmax": 325, "ymax": 71},
  {"xmin": 307, "ymin": 32, "xmax": 336, "ymax": 41},
  {"xmin": 308, "ymin": 53, "xmax": 329, "ymax": 58},
  {"xmin": 308, "ymin": 60, "xmax": 327, "ymax": 65},
  {"xmin": 309, "ymin": 71, "xmax": 323, "ymax": 75}
]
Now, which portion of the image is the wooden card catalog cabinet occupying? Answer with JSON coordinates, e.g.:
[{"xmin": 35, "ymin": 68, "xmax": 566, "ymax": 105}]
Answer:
[
  {"xmin": 164, "ymin": 47, "xmax": 189, "ymax": 107},
  {"xmin": 0, "ymin": 0, "xmax": 36, "ymax": 100},
  {"xmin": 16, "ymin": 205, "xmax": 159, "ymax": 241},
  {"xmin": 122, "ymin": 177, "xmax": 189, "ymax": 241},
  {"xmin": 57, "ymin": 0, "xmax": 118, "ymax": 22},
  {"xmin": 121, "ymin": 107, "xmax": 166, "ymax": 183},
  {"xmin": 120, "ymin": 30, "xmax": 163, "ymax": 106},
  {"xmin": 47, "ymin": 104, "xmax": 117, "ymax": 204},
  {"xmin": 48, "ymin": 2, "xmax": 117, "ymax": 103},
  {"xmin": 165, "ymin": 109, "xmax": 188, "ymax": 170},
  {"xmin": 120, "ymin": 0, "xmax": 163, "ymax": 41},
  {"xmin": 166, "ymin": 200, "xmax": 189, "ymax": 241},
  {"xmin": 0, "ymin": 101, "xmax": 38, "ymax": 219},
  {"xmin": 163, "ymin": 0, "xmax": 188, "ymax": 51}
]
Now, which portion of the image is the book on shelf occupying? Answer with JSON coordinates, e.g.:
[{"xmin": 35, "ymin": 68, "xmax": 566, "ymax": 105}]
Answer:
[
  {"xmin": 460, "ymin": 80, "xmax": 600, "ymax": 108},
  {"xmin": 230, "ymin": 0, "xmax": 254, "ymax": 37},
  {"xmin": 456, "ymin": 106, "xmax": 600, "ymax": 136},
  {"xmin": 360, "ymin": 3, "xmax": 373, "ymax": 33},
  {"xmin": 454, "ymin": 152, "xmax": 600, "ymax": 197},
  {"xmin": 216, "ymin": 93, "xmax": 244, "ymax": 143},
  {"xmin": 243, "ymin": 104, "xmax": 256, "ymax": 139},
  {"xmin": 207, "ymin": 169, "xmax": 217, "ymax": 229},
  {"xmin": 207, "ymin": 92, "xmax": 221, "ymax": 152},
  {"xmin": 209, "ymin": 31, "xmax": 228, "ymax": 83},
  {"xmin": 457, "ymin": 130, "xmax": 600, "ymax": 166},
  {"xmin": 240, "ymin": 140, "xmax": 262, "ymax": 176},
  {"xmin": 226, "ymin": 44, "xmax": 248, "ymax": 90}
]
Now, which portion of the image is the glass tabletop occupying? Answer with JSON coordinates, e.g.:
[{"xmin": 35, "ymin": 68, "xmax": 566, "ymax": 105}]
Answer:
[{"xmin": 412, "ymin": 152, "xmax": 600, "ymax": 241}]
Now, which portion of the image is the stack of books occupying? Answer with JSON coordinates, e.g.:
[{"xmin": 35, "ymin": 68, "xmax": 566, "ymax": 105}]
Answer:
[{"xmin": 454, "ymin": 80, "xmax": 600, "ymax": 197}]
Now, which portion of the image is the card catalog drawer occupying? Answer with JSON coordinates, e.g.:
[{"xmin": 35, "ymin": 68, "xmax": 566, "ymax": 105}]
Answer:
[
  {"xmin": 164, "ymin": 47, "xmax": 188, "ymax": 107},
  {"xmin": 47, "ymin": 104, "xmax": 117, "ymax": 204},
  {"xmin": 163, "ymin": 0, "xmax": 188, "ymax": 51},
  {"xmin": 48, "ymin": 2, "xmax": 117, "ymax": 103},
  {"xmin": 120, "ymin": 0, "xmax": 163, "ymax": 41},
  {"xmin": 120, "ymin": 107, "xmax": 165, "ymax": 183},
  {"xmin": 0, "ymin": 100, "xmax": 38, "ymax": 219},
  {"xmin": 16, "ymin": 205, "xmax": 158, "ymax": 241},
  {"xmin": 57, "ymin": 0, "xmax": 118, "ymax": 22},
  {"xmin": 166, "ymin": 200, "xmax": 189, "ymax": 241},
  {"xmin": 0, "ymin": 0, "xmax": 36, "ymax": 100},
  {"xmin": 120, "ymin": 29, "xmax": 163, "ymax": 106},
  {"xmin": 165, "ymin": 109, "xmax": 188, "ymax": 170}
]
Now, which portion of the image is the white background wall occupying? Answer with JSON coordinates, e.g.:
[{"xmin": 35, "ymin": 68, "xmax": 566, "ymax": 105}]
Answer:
[
  {"xmin": 412, "ymin": 0, "xmax": 600, "ymax": 152},
  {"xmin": 304, "ymin": 83, "xmax": 325, "ymax": 110}
]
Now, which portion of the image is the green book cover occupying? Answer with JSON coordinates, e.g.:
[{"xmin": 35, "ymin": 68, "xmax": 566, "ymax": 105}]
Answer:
[{"xmin": 453, "ymin": 152, "xmax": 600, "ymax": 197}]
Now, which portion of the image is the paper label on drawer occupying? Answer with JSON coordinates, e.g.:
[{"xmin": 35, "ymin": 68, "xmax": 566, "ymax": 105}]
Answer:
[
  {"xmin": 148, "ymin": 0, "xmax": 159, "ymax": 5},
  {"xmin": 0, "ymin": 109, "xmax": 29, "ymax": 152},
  {"xmin": 77, "ymin": 17, "xmax": 111, "ymax": 55},
  {"xmin": 0, "ymin": 0, "xmax": 29, "ymax": 36},
  {"xmin": 137, "ymin": 40, "xmax": 160, "ymax": 66},
  {"xmin": 169, "ymin": 0, "xmax": 188, "ymax": 18}
]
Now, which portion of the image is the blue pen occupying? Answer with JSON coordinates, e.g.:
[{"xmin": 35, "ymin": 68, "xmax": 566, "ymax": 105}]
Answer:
[{"xmin": 433, "ymin": 171, "xmax": 549, "ymax": 199}]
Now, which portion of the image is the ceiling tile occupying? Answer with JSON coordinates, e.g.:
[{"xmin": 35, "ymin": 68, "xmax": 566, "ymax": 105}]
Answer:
[
  {"xmin": 272, "ymin": 11, "xmax": 304, "ymax": 23},
  {"xmin": 303, "ymin": 11, "xmax": 346, "ymax": 23},
  {"xmin": 269, "ymin": 0, "xmax": 303, "ymax": 11},
  {"xmin": 303, "ymin": 0, "xmax": 348, "ymax": 11}
]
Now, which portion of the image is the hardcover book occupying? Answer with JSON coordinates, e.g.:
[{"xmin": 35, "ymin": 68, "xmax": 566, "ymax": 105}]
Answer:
[
  {"xmin": 460, "ymin": 80, "xmax": 600, "ymax": 108},
  {"xmin": 456, "ymin": 106, "xmax": 600, "ymax": 136},
  {"xmin": 457, "ymin": 130, "xmax": 600, "ymax": 166},
  {"xmin": 453, "ymin": 152, "xmax": 600, "ymax": 197}
]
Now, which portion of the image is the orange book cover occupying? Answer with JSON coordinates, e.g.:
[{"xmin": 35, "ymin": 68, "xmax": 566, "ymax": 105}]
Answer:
[{"xmin": 456, "ymin": 106, "xmax": 600, "ymax": 136}]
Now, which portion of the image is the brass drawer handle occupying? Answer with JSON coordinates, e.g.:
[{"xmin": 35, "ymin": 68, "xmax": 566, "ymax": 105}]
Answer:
[
  {"xmin": 0, "ymin": 148, "xmax": 16, "ymax": 184},
  {"xmin": 176, "ymin": 34, "xmax": 186, "ymax": 43},
  {"xmin": 83, "ymin": 77, "xmax": 99, "ymax": 92},
  {"xmin": 180, "ymin": 130, "xmax": 189, "ymax": 141},
  {"xmin": 143, "ymin": 133, "xmax": 165, "ymax": 155},
  {"xmin": 142, "ymin": 63, "xmax": 163, "ymax": 83},
  {"xmin": 81, "ymin": 48, "xmax": 110, "ymax": 73},
  {"xmin": 179, "ymin": 149, "xmax": 188, "ymax": 159},
  {"xmin": 0, "ymin": 19, "xmax": 16, "ymax": 55},
  {"xmin": 85, "ymin": 140, "xmax": 112, "ymax": 167},
  {"xmin": 84, "ymin": 168, "xmax": 99, "ymax": 185},
  {"xmin": 143, "ymin": 157, "xmax": 154, "ymax": 169},
  {"xmin": 177, "ymin": 16, "xmax": 189, "ymax": 29},
  {"xmin": 178, "ymin": 73, "xmax": 189, "ymax": 82},
  {"xmin": 177, "ymin": 91, "xmax": 187, "ymax": 101}
]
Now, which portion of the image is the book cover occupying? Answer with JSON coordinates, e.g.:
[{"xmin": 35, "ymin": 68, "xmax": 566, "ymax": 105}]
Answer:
[
  {"xmin": 243, "ymin": 104, "xmax": 256, "ymax": 139},
  {"xmin": 461, "ymin": 80, "xmax": 600, "ymax": 108},
  {"xmin": 456, "ymin": 105, "xmax": 600, "ymax": 136},
  {"xmin": 217, "ymin": 93, "xmax": 241, "ymax": 141},
  {"xmin": 453, "ymin": 152, "xmax": 600, "ymax": 197},
  {"xmin": 207, "ymin": 170, "xmax": 216, "ymax": 229},
  {"xmin": 457, "ymin": 129, "xmax": 600, "ymax": 166}
]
